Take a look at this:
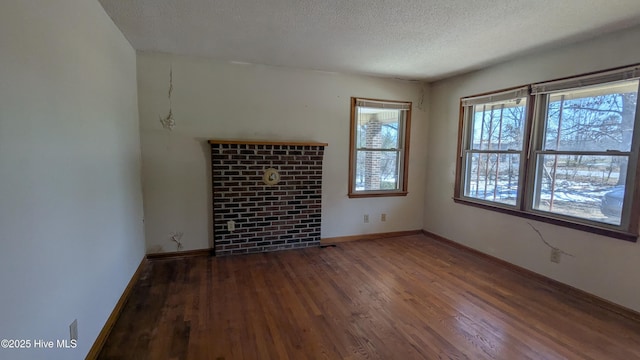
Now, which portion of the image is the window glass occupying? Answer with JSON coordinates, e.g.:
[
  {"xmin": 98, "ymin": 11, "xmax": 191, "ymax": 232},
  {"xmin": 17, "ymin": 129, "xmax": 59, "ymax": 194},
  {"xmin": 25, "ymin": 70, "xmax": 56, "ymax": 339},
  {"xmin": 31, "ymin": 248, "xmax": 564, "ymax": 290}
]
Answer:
[
  {"xmin": 532, "ymin": 154, "xmax": 627, "ymax": 225},
  {"xmin": 471, "ymin": 98, "xmax": 527, "ymax": 151},
  {"xmin": 356, "ymin": 151, "xmax": 399, "ymax": 191},
  {"xmin": 356, "ymin": 108, "xmax": 400, "ymax": 150},
  {"xmin": 543, "ymin": 81, "xmax": 637, "ymax": 152},
  {"xmin": 464, "ymin": 153, "xmax": 520, "ymax": 205}
]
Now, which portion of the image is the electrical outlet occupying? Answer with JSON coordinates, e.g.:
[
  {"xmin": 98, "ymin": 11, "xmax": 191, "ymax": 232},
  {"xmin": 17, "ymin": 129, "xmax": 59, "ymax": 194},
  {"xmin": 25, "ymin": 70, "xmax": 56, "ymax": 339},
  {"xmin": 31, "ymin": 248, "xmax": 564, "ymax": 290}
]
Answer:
[
  {"xmin": 227, "ymin": 220, "xmax": 236, "ymax": 232},
  {"xmin": 364, "ymin": 214, "xmax": 369, "ymax": 223},
  {"xmin": 381, "ymin": 213, "xmax": 387, "ymax": 222},
  {"xmin": 69, "ymin": 319, "xmax": 78, "ymax": 341},
  {"xmin": 550, "ymin": 248, "xmax": 561, "ymax": 263}
]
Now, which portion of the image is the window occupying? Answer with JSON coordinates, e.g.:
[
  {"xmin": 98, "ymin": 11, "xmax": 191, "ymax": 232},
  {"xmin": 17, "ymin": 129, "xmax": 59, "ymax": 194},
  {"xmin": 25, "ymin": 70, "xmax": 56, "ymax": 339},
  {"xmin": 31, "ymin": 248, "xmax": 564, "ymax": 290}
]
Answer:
[
  {"xmin": 456, "ymin": 65, "xmax": 640, "ymax": 240},
  {"xmin": 460, "ymin": 87, "xmax": 529, "ymax": 206},
  {"xmin": 349, "ymin": 98, "xmax": 411, "ymax": 197}
]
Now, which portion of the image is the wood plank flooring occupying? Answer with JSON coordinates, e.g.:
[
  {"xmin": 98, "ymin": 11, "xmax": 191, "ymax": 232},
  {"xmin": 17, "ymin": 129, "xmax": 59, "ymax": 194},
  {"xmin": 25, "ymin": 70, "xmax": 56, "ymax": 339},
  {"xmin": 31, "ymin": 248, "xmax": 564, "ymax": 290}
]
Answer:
[{"xmin": 98, "ymin": 234, "xmax": 640, "ymax": 359}]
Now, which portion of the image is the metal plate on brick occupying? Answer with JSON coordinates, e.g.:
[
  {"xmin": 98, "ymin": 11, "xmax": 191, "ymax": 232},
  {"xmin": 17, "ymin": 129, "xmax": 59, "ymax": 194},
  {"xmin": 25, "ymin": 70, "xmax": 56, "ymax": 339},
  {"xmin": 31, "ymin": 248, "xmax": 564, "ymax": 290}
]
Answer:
[{"xmin": 263, "ymin": 168, "xmax": 281, "ymax": 186}]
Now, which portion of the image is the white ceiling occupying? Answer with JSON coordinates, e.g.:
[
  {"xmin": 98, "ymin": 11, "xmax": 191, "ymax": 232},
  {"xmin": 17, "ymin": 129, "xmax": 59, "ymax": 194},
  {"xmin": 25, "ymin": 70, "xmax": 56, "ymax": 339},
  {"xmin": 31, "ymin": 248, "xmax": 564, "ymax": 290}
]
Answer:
[{"xmin": 98, "ymin": 0, "xmax": 640, "ymax": 81}]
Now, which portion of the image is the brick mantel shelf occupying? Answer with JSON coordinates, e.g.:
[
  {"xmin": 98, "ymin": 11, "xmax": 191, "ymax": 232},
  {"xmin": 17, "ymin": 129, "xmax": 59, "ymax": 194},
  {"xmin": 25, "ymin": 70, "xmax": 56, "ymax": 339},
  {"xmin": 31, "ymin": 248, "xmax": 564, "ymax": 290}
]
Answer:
[
  {"xmin": 209, "ymin": 139, "xmax": 328, "ymax": 147},
  {"xmin": 210, "ymin": 140, "xmax": 327, "ymax": 256}
]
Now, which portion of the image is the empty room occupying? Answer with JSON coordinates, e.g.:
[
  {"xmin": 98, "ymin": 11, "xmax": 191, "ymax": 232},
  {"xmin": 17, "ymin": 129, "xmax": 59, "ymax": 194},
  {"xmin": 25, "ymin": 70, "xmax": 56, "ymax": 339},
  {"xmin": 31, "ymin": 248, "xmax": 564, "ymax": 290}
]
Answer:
[{"xmin": 2, "ymin": 0, "xmax": 640, "ymax": 359}]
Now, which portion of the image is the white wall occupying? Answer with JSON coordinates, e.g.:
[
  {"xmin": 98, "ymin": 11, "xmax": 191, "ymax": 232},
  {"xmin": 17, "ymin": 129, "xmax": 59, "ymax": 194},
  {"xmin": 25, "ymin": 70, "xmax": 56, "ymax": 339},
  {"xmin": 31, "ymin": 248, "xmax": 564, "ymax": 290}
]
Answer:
[
  {"xmin": 425, "ymin": 25, "xmax": 640, "ymax": 312},
  {"xmin": 0, "ymin": 1, "xmax": 145, "ymax": 359},
  {"xmin": 137, "ymin": 52, "xmax": 428, "ymax": 253}
]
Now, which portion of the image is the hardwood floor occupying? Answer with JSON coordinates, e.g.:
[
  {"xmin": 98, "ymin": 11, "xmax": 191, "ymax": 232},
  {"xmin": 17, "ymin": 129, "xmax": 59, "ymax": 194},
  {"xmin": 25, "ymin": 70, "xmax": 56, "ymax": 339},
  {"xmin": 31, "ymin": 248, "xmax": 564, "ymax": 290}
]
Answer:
[{"xmin": 98, "ymin": 234, "xmax": 640, "ymax": 359}]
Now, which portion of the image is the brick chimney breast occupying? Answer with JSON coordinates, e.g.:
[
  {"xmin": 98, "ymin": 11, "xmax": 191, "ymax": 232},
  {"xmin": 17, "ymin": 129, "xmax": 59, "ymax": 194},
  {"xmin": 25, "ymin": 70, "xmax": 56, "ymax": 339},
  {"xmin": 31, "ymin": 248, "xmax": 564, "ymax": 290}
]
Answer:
[{"xmin": 211, "ymin": 141, "xmax": 325, "ymax": 256}]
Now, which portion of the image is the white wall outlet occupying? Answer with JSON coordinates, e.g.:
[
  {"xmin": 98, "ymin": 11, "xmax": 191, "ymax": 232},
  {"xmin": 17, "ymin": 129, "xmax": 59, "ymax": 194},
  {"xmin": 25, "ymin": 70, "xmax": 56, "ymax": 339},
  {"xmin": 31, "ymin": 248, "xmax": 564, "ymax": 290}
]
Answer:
[
  {"xmin": 364, "ymin": 214, "xmax": 369, "ymax": 223},
  {"xmin": 227, "ymin": 220, "xmax": 236, "ymax": 232},
  {"xmin": 69, "ymin": 319, "xmax": 78, "ymax": 341},
  {"xmin": 381, "ymin": 213, "xmax": 387, "ymax": 222},
  {"xmin": 550, "ymin": 248, "xmax": 561, "ymax": 263}
]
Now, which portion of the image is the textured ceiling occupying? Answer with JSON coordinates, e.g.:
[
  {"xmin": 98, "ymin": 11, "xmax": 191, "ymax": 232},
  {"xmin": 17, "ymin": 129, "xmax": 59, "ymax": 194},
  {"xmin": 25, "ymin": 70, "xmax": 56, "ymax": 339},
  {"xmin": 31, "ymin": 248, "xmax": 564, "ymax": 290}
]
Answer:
[{"xmin": 98, "ymin": 0, "xmax": 640, "ymax": 80}]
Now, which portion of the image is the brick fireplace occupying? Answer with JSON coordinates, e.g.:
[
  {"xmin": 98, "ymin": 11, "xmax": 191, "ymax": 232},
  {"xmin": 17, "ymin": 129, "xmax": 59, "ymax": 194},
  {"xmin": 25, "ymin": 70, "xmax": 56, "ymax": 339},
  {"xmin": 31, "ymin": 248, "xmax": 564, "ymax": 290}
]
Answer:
[{"xmin": 210, "ymin": 140, "xmax": 327, "ymax": 256}]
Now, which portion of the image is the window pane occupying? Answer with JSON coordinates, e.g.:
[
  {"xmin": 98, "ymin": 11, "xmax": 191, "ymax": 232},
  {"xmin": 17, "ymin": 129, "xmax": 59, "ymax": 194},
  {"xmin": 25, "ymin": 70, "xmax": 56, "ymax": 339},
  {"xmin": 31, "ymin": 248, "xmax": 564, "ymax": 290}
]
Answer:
[
  {"xmin": 355, "ymin": 150, "xmax": 399, "ymax": 191},
  {"xmin": 543, "ymin": 80, "xmax": 639, "ymax": 152},
  {"xmin": 464, "ymin": 152, "xmax": 520, "ymax": 205},
  {"xmin": 471, "ymin": 98, "xmax": 527, "ymax": 151},
  {"xmin": 532, "ymin": 154, "xmax": 628, "ymax": 225},
  {"xmin": 356, "ymin": 108, "xmax": 402, "ymax": 150}
]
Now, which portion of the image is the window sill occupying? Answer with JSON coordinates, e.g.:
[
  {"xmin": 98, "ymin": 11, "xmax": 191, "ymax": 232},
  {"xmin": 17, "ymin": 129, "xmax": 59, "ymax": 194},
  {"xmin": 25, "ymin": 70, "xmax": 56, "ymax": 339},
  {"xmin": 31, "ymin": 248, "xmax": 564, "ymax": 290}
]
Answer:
[
  {"xmin": 452, "ymin": 197, "xmax": 638, "ymax": 242},
  {"xmin": 348, "ymin": 191, "xmax": 408, "ymax": 198}
]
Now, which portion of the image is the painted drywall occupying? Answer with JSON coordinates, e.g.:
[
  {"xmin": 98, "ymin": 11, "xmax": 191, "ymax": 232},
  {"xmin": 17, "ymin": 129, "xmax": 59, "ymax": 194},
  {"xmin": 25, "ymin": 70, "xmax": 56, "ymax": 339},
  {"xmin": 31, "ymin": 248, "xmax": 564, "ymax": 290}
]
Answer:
[
  {"xmin": 0, "ymin": 1, "xmax": 145, "ymax": 359},
  {"xmin": 137, "ymin": 52, "xmax": 428, "ymax": 253},
  {"xmin": 424, "ymin": 25, "xmax": 640, "ymax": 312}
]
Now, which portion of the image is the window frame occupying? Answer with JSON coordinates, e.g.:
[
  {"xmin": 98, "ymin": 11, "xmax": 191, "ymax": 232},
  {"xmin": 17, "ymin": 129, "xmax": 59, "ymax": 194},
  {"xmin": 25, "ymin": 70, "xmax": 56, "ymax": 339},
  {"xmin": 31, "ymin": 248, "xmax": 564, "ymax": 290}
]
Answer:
[
  {"xmin": 454, "ymin": 65, "xmax": 640, "ymax": 242},
  {"xmin": 458, "ymin": 87, "xmax": 531, "ymax": 208},
  {"xmin": 348, "ymin": 97, "xmax": 412, "ymax": 198}
]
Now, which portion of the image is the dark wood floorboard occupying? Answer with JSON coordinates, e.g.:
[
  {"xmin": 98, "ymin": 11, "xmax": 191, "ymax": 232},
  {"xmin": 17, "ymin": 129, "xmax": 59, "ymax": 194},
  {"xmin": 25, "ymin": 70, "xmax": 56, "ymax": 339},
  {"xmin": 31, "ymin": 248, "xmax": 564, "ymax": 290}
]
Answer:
[{"xmin": 98, "ymin": 234, "xmax": 640, "ymax": 359}]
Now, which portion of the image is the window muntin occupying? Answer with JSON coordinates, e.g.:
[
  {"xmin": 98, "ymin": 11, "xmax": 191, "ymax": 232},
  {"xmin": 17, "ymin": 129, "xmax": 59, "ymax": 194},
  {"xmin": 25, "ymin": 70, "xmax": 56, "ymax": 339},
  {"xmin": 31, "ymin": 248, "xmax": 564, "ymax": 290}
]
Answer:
[
  {"xmin": 349, "ymin": 98, "xmax": 411, "ymax": 197},
  {"xmin": 456, "ymin": 65, "xmax": 640, "ymax": 238}
]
